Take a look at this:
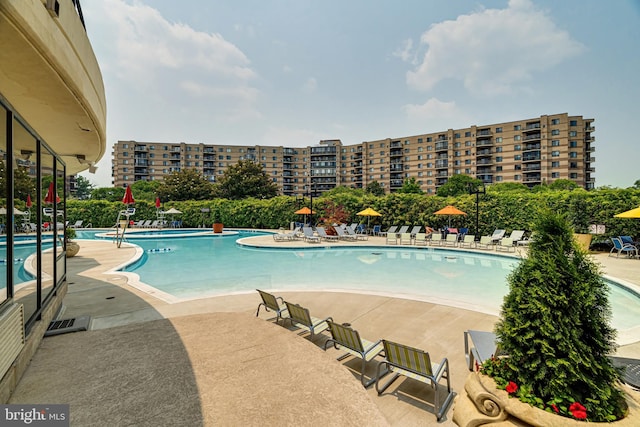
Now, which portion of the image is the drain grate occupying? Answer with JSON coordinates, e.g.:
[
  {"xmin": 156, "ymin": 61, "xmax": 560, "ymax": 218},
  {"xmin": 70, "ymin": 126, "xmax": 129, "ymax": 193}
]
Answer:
[{"xmin": 44, "ymin": 315, "xmax": 91, "ymax": 337}]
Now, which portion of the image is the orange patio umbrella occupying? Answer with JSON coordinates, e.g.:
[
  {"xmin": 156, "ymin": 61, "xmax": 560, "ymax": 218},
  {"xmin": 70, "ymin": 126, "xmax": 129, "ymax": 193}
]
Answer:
[
  {"xmin": 294, "ymin": 206, "xmax": 314, "ymax": 225},
  {"xmin": 434, "ymin": 205, "xmax": 467, "ymax": 227}
]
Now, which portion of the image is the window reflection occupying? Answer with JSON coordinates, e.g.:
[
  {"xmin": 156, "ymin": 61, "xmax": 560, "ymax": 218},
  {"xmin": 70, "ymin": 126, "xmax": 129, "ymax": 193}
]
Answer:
[
  {"xmin": 0, "ymin": 104, "xmax": 7, "ymax": 305},
  {"xmin": 40, "ymin": 149, "xmax": 55, "ymax": 306}
]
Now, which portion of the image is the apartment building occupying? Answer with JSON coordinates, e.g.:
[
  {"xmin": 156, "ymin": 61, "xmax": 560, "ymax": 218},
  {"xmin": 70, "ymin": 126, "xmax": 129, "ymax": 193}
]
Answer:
[{"xmin": 112, "ymin": 113, "xmax": 595, "ymax": 194}]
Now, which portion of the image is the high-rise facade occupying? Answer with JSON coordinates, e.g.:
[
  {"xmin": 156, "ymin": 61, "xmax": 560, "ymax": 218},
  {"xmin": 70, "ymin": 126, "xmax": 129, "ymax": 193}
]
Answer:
[{"xmin": 112, "ymin": 113, "xmax": 595, "ymax": 194}]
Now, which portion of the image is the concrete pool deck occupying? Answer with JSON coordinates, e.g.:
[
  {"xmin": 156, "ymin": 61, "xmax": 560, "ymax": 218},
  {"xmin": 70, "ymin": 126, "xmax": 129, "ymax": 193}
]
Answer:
[{"xmin": 8, "ymin": 233, "xmax": 640, "ymax": 426}]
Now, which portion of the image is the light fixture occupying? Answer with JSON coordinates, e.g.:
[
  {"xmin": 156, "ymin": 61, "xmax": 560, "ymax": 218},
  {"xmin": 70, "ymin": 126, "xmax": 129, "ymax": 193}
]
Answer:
[
  {"xmin": 76, "ymin": 155, "xmax": 98, "ymax": 174},
  {"xmin": 19, "ymin": 150, "xmax": 33, "ymax": 160}
]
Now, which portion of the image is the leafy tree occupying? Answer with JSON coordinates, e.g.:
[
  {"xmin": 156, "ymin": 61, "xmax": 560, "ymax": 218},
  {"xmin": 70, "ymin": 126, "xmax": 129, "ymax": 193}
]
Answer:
[
  {"xmin": 74, "ymin": 176, "xmax": 95, "ymax": 200},
  {"xmin": 548, "ymin": 179, "xmax": 580, "ymax": 191},
  {"xmin": 214, "ymin": 160, "xmax": 278, "ymax": 200},
  {"xmin": 131, "ymin": 180, "xmax": 161, "ymax": 201},
  {"xmin": 488, "ymin": 182, "xmax": 530, "ymax": 193},
  {"xmin": 1, "ymin": 162, "xmax": 37, "ymax": 201},
  {"xmin": 366, "ymin": 180, "xmax": 385, "ymax": 196},
  {"xmin": 157, "ymin": 169, "xmax": 215, "ymax": 201},
  {"xmin": 436, "ymin": 174, "xmax": 482, "ymax": 197},
  {"xmin": 631, "ymin": 179, "xmax": 640, "ymax": 189},
  {"xmin": 484, "ymin": 211, "xmax": 625, "ymax": 422},
  {"xmin": 322, "ymin": 185, "xmax": 365, "ymax": 197},
  {"xmin": 91, "ymin": 186, "xmax": 126, "ymax": 202},
  {"xmin": 396, "ymin": 177, "xmax": 423, "ymax": 194}
]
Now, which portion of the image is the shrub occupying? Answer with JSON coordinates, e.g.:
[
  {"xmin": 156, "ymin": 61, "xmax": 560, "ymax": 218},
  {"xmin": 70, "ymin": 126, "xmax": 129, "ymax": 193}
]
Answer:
[{"xmin": 482, "ymin": 211, "xmax": 627, "ymax": 422}]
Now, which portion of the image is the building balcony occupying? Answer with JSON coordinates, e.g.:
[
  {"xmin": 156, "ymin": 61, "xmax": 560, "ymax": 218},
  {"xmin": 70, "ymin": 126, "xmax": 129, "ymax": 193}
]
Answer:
[
  {"xmin": 476, "ymin": 139, "xmax": 492, "ymax": 147},
  {"xmin": 435, "ymin": 160, "xmax": 448, "ymax": 168},
  {"xmin": 476, "ymin": 159, "xmax": 493, "ymax": 165},
  {"xmin": 435, "ymin": 142, "xmax": 448, "ymax": 151},
  {"xmin": 523, "ymin": 134, "xmax": 541, "ymax": 141},
  {"xmin": 523, "ymin": 154, "xmax": 541, "ymax": 162},
  {"xmin": 1, "ymin": 0, "xmax": 107, "ymax": 173},
  {"xmin": 476, "ymin": 149, "xmax": 492, "ymax": 156},
  {"xmin": 523, "ymin": 143, "xmax": 541, "ymax": 151},
  {"xmin": 524, "ymin": 123, "xmax": 541, "ymax": 130}
]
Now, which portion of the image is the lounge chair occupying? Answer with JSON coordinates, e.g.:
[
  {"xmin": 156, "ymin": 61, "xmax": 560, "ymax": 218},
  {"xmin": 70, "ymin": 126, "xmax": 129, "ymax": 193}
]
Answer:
[
  {"xmin": 70, "ymin": 220, "xmax": 84, "ymax": 229},
  {"xmin": 396, "ymin": 225, "xmax": 410, "ymax": 237},
  {"xmin": 255, "ymin": 289, "xmax": 289, "ymax": 324},
  {"xmin": 496, "ymin": 238, "xmax": 515, "ymax": 252},
  {"xmin": 316, "ymin": 227, "xmax": 339, "ymax": 241},
  {"xmin": 486, "ymin": 229, "xmax": 506, "ymax": 244},
  {"xmin": 375, "ymin": 340, "xmax": 454, "ymax": 421},
  {"xmin": 443, "ymin": 234, "xmax": 458, "ymax": 247},
  {"xmin": 610, "ymin": 237, "xmax": 638, "ymax": 258},
  {"xmin": 273, "ymin": 229, "xmax": 298, "ymax": 241},
  {"xmin": 476, "ymin": 235, "xmax": 494, "ymax": 250},
  {"xmin": 414, "ymin": 232, "xmax": 428, "ymax": 246},
  {"xmin": 370, "ymin": 225, "xmax": 382, "ymax": 236},
  {"xmin": 335, "ymin": 225, "xmax": 356, "ymax": 241},
  {"xmin": 458, "ymin": 234, "xmax": 476, "ymax": 248},
  {"xmin": 302, "ymin": 226, "xmax": 321, "ymax": 243},
  {"xmin": 379, "ymin": 225, "xmax": 398, "ymax": 237},
  {"xmin": 399, "ymin": 233, "xmax": 412, "ymax": 245},
  {"xmin": 283, "ymin": 301, "xmax": 332, "ymax": 340},
  {"xmin": 386, "ymin": 232, "xmax": 397, "ymax": 245},
  {"xmin": 507, "ymin": 230, "xmax": 525, "ymax": 245},
  {"xmin": 346, "ymin": 225, "xmax": 368, "ymax": 241},
  {"xmin": 429, "ymin": 233, "xmax": 443, "ymax": 246},
  {"xmin": 323, "ymin": 321, "xmax": 385, "ymax": 387},
  {"xmin": 409, "ymin": 226, "xmax": 422, "ymax": 238}
]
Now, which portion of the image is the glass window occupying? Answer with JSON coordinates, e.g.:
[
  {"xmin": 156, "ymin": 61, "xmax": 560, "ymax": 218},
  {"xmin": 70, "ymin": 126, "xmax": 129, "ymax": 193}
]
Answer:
[
  {"xmin": 514, "ymin": 125, "xmax": 521, "ymax": 131},
  {"xmin": 514, "ymin": 135, "xmax": 521, "ymax": 141},
  {"xmin": 552, "ymin": 151, "xmax": 560, "ymax": 157},
  {"xmin": 514, "ymin": 155, "xmax": 521, "ymax": 160},
  {"xmin": 495, "ymin": 127, "xmax": 502, "ymax": 133},
  {"xmin": 569, "ymin": 141, "xmax": 578, "ymax": 148},
  {"xmin": 551, "ymin": 129, "xmax": 560, "ymax": 136},
  {"xmin": 495, "ymin": 137, "xmax": 502, "ymax": 143},
  {"xmin": 552, "ymin": 140, "xmax": 560, "ymax": 146},
  {"xmin": 570, "ymin": 120, "xmax": 577, "ymax": 126},
  {"xmin": 569, "ymin": 131, "xmax": 577, "ymax": 137},
  {"xmin": 551, "ymin": 119, "xmax": 560, "ymax": 125},
  {"xmin": 552, "ymin": 161, "xmax": 560, "ymax": 168},
  {"xmin": 570, "ymin": 152, "xmax": 578, "ymax": 158}
]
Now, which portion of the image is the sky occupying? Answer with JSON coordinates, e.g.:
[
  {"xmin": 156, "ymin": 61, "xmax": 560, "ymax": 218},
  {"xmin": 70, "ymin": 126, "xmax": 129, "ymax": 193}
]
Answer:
[{"xmin": 80, "ymin": 0, "xmax": 640, "ymax": 189}]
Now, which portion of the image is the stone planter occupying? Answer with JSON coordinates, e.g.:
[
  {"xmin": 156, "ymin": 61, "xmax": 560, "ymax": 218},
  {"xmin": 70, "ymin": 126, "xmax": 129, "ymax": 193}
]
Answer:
[
  {"xmin": 453, "ymin": 373, "xmax": 640, "ymax": 426},
  {"xmin": 212, "ymin": 223, "xmax": 224, "ymax": 233},
  {"xmin": 574, "ymin": 233, "xmax": 593, "ymax": 251},
  {"xmin": 66, "ymin": 241, "xmax": 80, "ymax": 257}
]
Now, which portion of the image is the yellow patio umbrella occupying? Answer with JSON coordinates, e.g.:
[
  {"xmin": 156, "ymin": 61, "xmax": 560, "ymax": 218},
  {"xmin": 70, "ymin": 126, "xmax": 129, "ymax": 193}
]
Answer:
[
  {"xmin": 614, "ymin": 206, "xmax": 640, "ymax": 218},
  {"xmin": 434, "ymin": 205, "xmax": 467, "ymax": 227},
  {"xmin": 356, "ymin": 207, "xmax": 382, "ymax": 229}
]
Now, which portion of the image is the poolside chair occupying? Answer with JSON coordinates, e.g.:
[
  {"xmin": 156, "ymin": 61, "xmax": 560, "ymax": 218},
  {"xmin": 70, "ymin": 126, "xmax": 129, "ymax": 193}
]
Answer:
[
  {"xmin": 255, "ymin": 289, "xmax": 289, "ymax": 324},
  {"xmin": 486, "ymin": 229, "xmax": 506, "ymax": 244},
  {"xmin": 476, "ymin": 235, "xmax": 494, "ymax": 250},
  {"xmin": 273, "ymin": 229, "xmax": 298, "ymax": 241},
  {"xmin": 375, "ymin": 340, "xmax": 454, "ymax": 422},
  {"xmin": 429, "ymin": 233, "xmax": 443, "ymax": 246},
  {"xmin": 443, "ymin": 233, "xmax": 458, "ymax": 247},
  {"xmin": 414, "ymin": 232, "xmax": 428, "ymax": 246},
  {"xmin": 610, "ymin": 237, "xmax": 638, "ymax": 258},
  {"xmin": 385, "ymin": 232, "xmax": 397, "ymax": 245},
  {"xmin": 496, "ymin": 238, "xmax": 515, "ymax": 252},
  {"xmin": 70, "ymin": 220, "xmax": 84, "ymax": 229},
  {"xmin": 506, "ymin": 230, "xmax": 525, "ymax": 245},
  {"xmin": 379, "ymin": 225, "xmax": 398, "ymax": 237},
  {"xmin": 335, "ymin": 225, "xmax": 356, "ymax": 241},
  {"xmin": 409, "ymin": 226, "xmax": 422, "ymax": 238},
  {"xmin": 458, "ymin": 234, "xmax": 476, "ymax": 249},
  {"xmin": 323, "ymin": 320, "xmax": 385, "ymax": 387},
  {"xmin": 370, "ymin": 225, "xmax": 382, "ymax": 236},
  {"xmin": 399, "ymin": 233, "xmax": 412, "ymax": 245},
  {"xmin": 302, "ymin": 226, "xmax": 321, "ymax": 243},
  {"xmin": 396, "ymin": 225, "xmax": 410, "ymax": 236},
  {"xmin": 346, "ymin": 225, "xmax": 368, "ymax": 241},
  {"xmin": 316, "ymin": 226, "xmax": 339, "ymax": 242},
  {"xmin": 283, "ymin": 301, "xmax": 332, "ymax": 340}
]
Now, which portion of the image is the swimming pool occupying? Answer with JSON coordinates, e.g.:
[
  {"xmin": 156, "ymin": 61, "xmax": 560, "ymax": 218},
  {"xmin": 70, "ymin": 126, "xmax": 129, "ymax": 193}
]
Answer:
[{"xmin": 84, "ymin": 229, "xmax": 640, "ymax": 336}]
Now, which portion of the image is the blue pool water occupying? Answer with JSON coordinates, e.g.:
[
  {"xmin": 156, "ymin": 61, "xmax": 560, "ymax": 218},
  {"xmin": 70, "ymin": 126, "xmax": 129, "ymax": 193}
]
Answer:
[{"xmin": 78, "ymin": 229, "xmax": 640, "ymax": 333}]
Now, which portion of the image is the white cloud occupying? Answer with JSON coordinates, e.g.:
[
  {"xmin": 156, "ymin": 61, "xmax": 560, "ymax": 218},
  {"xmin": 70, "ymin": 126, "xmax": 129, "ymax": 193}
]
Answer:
[
  {"xmin": 403, "ymin": 98, "xmax": 457, "ymax": 120},
  {"xmin": 302, "ymin": 77, "xmax": 318, "ymax": 93},
  {"xmin": 393, "ymin": 38, "xmax": 415, "ymax": 63},
  {"xmin": 91, "ymin": 0, "xmax": 259, "ymax": 108},
  {"xmin": 406, "ymin": 0, "xmax": 586, "ymax": 95}
]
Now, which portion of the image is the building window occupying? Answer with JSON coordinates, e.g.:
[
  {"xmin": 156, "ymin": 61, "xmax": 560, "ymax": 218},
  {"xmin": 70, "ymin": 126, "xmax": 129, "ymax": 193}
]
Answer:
[
  {"xmin": 551, "ymin": 129, "xmax": 560, "ymax": 136},
  {"xmin": 514, "ymin": 125, "xmax": 521, "ymax": 131},
  {"xmin": 496, "ymin": 176, "xmax": 503, "ymax": 182},
  {"xmin": 551, "ymin": 118, "xmax": 560, "ymax": 125},
  {"xmin": 570, "ymin": 120, "xmax": 577, "ymax": 126},
  {"xmin": 495, "ymin": 156, "xmax": 503, "ymax": 162},
  {"xmin": 514, "ymin": 135, "xmax": 521, "ymax": 141},
  {"xmin": 569, "ymin": 152, "xmax": 578, "ymax": 158},
  {"xmin": 514, "ymin": 174, "xmax": 521, "ymax": 181},
  {"xmin": 495, "ymin": 137, "xmax": 502, "ymax": 143},
  {"xmin": 569, "ymin": 131, "xmax": 577, "ymax": 137},
  {"xmin": 551, "ymin": 151, "xmax": 560, "ymax": 157},
  {"xmin": 514, "ymin": 145, "xmax": 521, "ymax": 151},
  {"xmin": 495, "ymin": 147, "xmax": 502, "ymax": 153},
  {"xmin": 570, "ymin": 140, "xmax": 578, "ymax": 148},
  {"xmin": 495, "ymin": 127, "xmax": 502, "ymax": 133},
  {"xmin": 464, "ymin": 131, "xmax": 471, "ymax": 137},
  {"xmin": 123, "ymin": 143, "xmax": 129, "ymax": 149},
  {"xmin": 514, "ymin": 155, "xmax": 521, "ymax": 160},
  {"xmin": 552, "ymin": 140, "xmax": 560, "ymax": 146},
  {"xmin": 552, "ymin": 172, "xmax": 560, "ymax": 178},
  {"xmin": 496, "ymin": 166, "xmax": 502, "ymax": 172},
  {"xmin": 552, "ymin": 161, "xmax": 560, "ymax": 168},
  {"xmin": 570, "ymin": 173, "xmax": 578, "ymax": 179},
  {"xmin": 454, "ymin": 133, "xmax": 460, "ymax": 138}
]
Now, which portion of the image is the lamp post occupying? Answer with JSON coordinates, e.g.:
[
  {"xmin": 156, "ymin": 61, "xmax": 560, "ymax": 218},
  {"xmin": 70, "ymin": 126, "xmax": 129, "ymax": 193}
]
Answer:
[
  {"xmin": 309, "ymin": 179, "xmax": 314, "ymax": 226},
  {"xmin": 468, "ymin": 182, "xmax": 486, "ymax": 238}
]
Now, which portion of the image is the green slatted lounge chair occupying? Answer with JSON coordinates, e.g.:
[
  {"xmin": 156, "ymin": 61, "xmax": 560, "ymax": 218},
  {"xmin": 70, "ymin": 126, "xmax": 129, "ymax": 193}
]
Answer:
[
  {"xmin": 375, "ymin": 340, "xmax": 454, "ymax": 422},
  {"xmin": 458, "ymin": 234, "xmax": 476, "ymax": 248},
  {"xmin": 414, "ymin": 233, "xmax": 428, "ymax": 246},
  {"xmin": 323, "ymin": 321, "xmax": 385, "ymax": 387},
  {"xmin": 399, "ymin": 233, "xmax": 412, "ymax": 245},
  {"xmin": 429, "ymin": 233, "xmax": 443, "ymax": 246},
  {"xmin": 255, "ymin": 289, "xmax": 289, "ymax": 324},
  {"xmin": 283, "ymin": 301, "xmax": 333, "ymax": 340}
]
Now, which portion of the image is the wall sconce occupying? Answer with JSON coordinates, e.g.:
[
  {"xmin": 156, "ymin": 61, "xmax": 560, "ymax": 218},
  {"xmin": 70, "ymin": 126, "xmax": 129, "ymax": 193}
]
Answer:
[
  {"xmin": 76, "ymin": 155, "xmax": 98, "ymax": 174},
  {"xmin": 19, "ymin": 150, "xmax": 33, "ymax": 160}
]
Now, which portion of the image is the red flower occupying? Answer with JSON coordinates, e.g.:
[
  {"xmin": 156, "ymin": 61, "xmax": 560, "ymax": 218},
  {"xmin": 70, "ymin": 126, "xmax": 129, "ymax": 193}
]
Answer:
[
  {"xmin": 569, "ymin": 402, "xmax": 587, "ymax": 420},
  {"xmin": 551, "ymin": 404, "xmax": 559, "ymax": 414},
  {"xmin": 505, "ymin": 381, "xmax": 518, "ymax": 394},
  {"xmin": 474, "ymin": 360, "xmax": 480, "ymax": 372}
]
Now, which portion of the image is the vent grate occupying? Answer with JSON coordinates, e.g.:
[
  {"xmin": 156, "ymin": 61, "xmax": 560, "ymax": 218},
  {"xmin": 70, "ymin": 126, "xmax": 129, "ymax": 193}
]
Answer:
[{"xmin": 45, "ymin": 315, "xmax": 91, "ymax": 337}]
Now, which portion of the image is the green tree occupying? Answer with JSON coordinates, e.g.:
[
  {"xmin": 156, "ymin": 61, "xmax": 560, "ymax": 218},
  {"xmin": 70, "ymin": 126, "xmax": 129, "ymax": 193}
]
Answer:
[
  {"xmin": 631, "ymin": 179, "xmax": 640, "ymax": 189},
  {"xmin": 436, "ymin": 174, "xmax": 481, "ymax": 197},
  {"xmin": 156, "ymin": 169, "xmax": 215, "ymax": 201},
  {"xmin": 486, "ymin": 211, "xmax": 625, "ymax": 422},
  {"xmin": 74, "ymin": 176, "xmax": 95, "ymax": 200},
  {"xmin": 488, "ymin": 182, "xmax": 530, "ymax": 193},
  {"xmin": 396, "ymin": 177, "xmax": 423, "ymax": 194},
  {"xmin": 322, "ymin": 185, "xmax": 365, "ymax": 197},
  {"xmin": 131, "ymin": 180, "xmax": 161, "ymax": 201},
  {"xmin": 366, "ymin": 180, "xmax": 385, "ymax": 196},
  {"xmin": 548, "ymin": 179, "xmax": 579, "ymax": 191},
  {"xmin": 90, "ymin": 186, "xmax": 125, "ymax": 202},
  {"xmin": 214, "ymin": 160, "xmax": 278, "ymax": 200},
  {"xmin": 6, "ymin": 163, "xmax": 37, "ymax": 201}
]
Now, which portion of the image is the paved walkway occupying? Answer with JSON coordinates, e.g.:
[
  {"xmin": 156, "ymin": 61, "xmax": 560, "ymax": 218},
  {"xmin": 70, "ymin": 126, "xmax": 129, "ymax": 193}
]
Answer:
[{"xmin": 8, "ymin": 234, "xmax": 640, "ymax": 426}]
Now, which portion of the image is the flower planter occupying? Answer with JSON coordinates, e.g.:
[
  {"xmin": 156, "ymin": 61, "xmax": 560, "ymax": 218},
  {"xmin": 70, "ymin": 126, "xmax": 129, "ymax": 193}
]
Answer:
[
  {"xmin": 453, "ymin": 373, "xmax": 640, "ymax": 426},
  {"xmin": 66, "ymin": 241, "xmax": 80, "ymax": 257},
  {"xmin": 212, "ymin": 223, "xmax": 224, "ymax": 233},
  {"xmin": 574, "ymin": 233, "xmax": 593, "ymax": 251}
]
